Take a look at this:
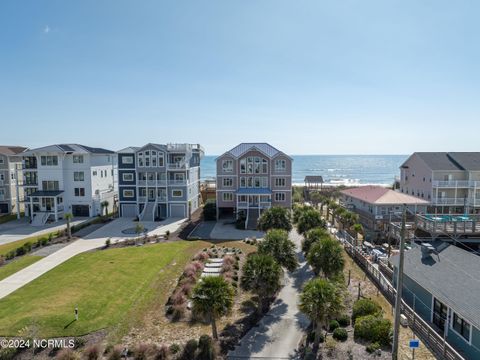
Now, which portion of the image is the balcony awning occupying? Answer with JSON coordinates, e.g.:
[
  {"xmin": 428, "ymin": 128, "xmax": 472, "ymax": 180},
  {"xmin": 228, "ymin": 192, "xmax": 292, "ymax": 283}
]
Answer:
[
  {"xmin": 236, "ymin": 188, "xmax": 272, "ymax": 195},
  {"xmin": 30, "ymin": 190, "xmax": 64, "ymax": 197}
]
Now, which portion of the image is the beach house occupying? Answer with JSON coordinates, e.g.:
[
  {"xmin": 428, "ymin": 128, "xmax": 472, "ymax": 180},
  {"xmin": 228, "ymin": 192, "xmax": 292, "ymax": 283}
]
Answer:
[
  {"xmin": 0, "ymin": 146, "xmax": 27, "ymax": 215},
  {"xmin": 117, "ymin": 143, "xmax": 203, "ymax": 220},
  {"xmin": 216, "ymin": 143, "xmax": 292, "ymax": 229},
  {"xmin": 21, "ymin": 144, "xmax": 117, "ymax": 225}
]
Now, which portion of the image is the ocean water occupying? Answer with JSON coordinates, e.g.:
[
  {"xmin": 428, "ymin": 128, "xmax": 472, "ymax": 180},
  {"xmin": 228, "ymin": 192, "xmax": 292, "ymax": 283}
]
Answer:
[{"xmin": 201, "ymin": 155, "xmax": 408, "ymax": 186}]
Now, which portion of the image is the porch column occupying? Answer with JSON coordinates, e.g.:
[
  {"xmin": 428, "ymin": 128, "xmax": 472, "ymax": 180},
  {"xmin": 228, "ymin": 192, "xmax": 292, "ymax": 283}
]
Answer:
[
  {"xmin": 258, "ymin": 194, "xmax": 260, "ymax": 218},
  {"xmin": 30, "ymin": 196, "xmax": 33, "ymax": 220},
  {"xmin": 54, "ymin": 197, "xmax": 58, "ymax": 222}
]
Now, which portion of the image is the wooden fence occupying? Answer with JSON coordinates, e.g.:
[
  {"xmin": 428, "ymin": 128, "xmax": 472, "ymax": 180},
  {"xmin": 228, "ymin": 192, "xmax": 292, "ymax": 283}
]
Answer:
[{"xmin": 337, "ymin": 230, "xmax": 465, "ymax": 360}]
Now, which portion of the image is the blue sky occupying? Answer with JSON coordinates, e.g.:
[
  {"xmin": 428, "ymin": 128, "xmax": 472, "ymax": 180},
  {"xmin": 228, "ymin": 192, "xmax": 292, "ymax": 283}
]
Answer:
[{"xmin": 1, "ymin": 0, "xmax": 479, "ymax": 155}]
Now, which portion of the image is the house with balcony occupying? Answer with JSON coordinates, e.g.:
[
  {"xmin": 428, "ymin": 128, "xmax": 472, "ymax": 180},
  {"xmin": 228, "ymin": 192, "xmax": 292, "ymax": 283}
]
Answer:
[
  {"xmin": 216, "ymin": 143, "xmax": 293, "ymax": 229},
  {"xmin": 340, "ymin": 186, "xmax": 428, "ymax": 242},
  {"xmin": 400, "ymin": 152, "xmax": 480, "ymax": 214},
  {"xmin": 392, "ymin": 242, "xmax": 480, "ymax": 360},
  {"xmin": 21, "ymin": 144, "xmax": 117, "ymax": 225},
  {"xmin": 0, "ymin": 146, "xmax": 27, "ymax": 215},
  {"xmin": 117, "ymin": 143, "xmax": 204, "ymax": 220}
]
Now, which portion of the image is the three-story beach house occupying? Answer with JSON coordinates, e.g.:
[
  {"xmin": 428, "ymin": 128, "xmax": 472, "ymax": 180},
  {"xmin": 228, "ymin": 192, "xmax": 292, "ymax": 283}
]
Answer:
[
  {"xmin": 117, "ymin": 143, "xmax": 204, "ymax": 220},
  {"xmin": 21, "ymin": 144, "xmax": 117, "ymax": 225},
  {"xmin": 400, "ymin": 152, "xmax": 480, "ymax": 214},
  {"xmin": 216, "ymin": 143, "xmax": 292, "ymax": 229},
  {"xmin": 0, "ymin": 146, "xmax": 27, "ymax": 215}
]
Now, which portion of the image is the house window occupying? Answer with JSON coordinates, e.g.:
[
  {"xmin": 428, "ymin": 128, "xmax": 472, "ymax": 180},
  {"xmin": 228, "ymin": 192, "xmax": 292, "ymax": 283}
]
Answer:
[
  {"xmin": 158, "ymin": 153, "xmax": 164, "ymax": 167},
  {"xmin": 433, "ymin": 298, "xmax": 448, "ymax": 332},
  {"xmin": 74, "ymin": 171, "xmax": 84, "ymax": 181},
  {"xmin": 73, "ymin": 155, "xmax": 84, "ymax": 163},
  {"xmin": 0, "ymin": 174, "xmax": 3, "ymax": 181},
  {"xmin": 122, "ymin": 173, "xmax": 134, "ymax": 182},
  {"xmin": 0, "ymin": 189, "xmax": 4, "ymax": 197},
  {"xmin": 262, "ymin": 159, "xmax": 268, "ymax": 173},
  {"xmin": 92, "ymin": 171, "xmax": 97, "ymax": 176},
  {"xmin": 122, "ymin": 156, "xmax": 134, "ymax": 164},
  {"xmin": 452, "ymin": 312, "xmax": 471, "ymax": 342},
  {"xmin": 275, "ymin": 178, "xmax": 286, "ymax": 187},
  {"xmin": 42, "ymin": 181, "xmax": 59, "ymax": 191},
  {"xmin": 0, "ymin": 158, "xmax": 4, "ymax": 164},
  {"xmin": 40, "ymin": 156, "xmax": 58, "ymax": 166},
  {"xmin": 223, "ymin": 192, "xmax": 234, "ymax": 201},
  {"xmin": 174, "ymin": 173, "xmax": 185, "ymax": 181},
  {"xmin": 172, "ymin": 190, "xmax": 183, "ymax": 197},
  {"xmin": 275, "ymin": 192, "xmax": 286, "ymax": 201},
  {"xmin": 74, "ymin": 188, "xmax": 85, "ymax": 197},
  {"xmin": 240, "ymin": 159, "xmax": 246, "ymax": 174},
  {"xmin": 222, "ymin": 159, "xmax": 233, "ymax": 173},
  {"xmin": 223, "ymin": 178, "xmax": 233, "ymax": 187},
  {"xmin": 123, "ymin": 189, "xmax": 134, "ymax": 198},
  {"xmin": 275, "ymin": 159, "xmax": 287, "ymax": 172},
  {"xmin": 240, "ymin": 177, "xmax": 246, "ymax": 187}
]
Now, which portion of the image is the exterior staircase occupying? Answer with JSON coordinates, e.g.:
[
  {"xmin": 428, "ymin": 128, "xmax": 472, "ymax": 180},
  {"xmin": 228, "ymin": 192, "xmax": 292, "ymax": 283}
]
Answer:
[
  {"xmin": 246, "ymin": 209, "xmax": 260, "ymax": 230},
  {"xmin": 139, "ymin": 202, "xmax": 155, "ymax": 222},
  {"xmin": 31, "ymin": 213, "xmax": 50, "ymax": 226}
]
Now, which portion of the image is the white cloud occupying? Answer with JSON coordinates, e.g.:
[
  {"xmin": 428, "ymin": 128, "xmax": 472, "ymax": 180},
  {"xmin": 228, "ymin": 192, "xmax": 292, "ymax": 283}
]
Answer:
[{"xmin": 43, "ymin": 25, "xmax": 50, "ymax": 34}]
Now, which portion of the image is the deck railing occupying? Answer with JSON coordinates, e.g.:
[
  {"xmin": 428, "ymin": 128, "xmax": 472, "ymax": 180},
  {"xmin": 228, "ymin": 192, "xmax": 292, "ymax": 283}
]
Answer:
[
  {"xmin": 336, "ymin": 230, "xmax": 465, "ymax": 360},
  {"xmin": 416, "ymin": 214, "xmax": 480, "ymax": 235},
  {"xmin": 432, "ymin": 180, "xmax": 480, "ymax": 188}
]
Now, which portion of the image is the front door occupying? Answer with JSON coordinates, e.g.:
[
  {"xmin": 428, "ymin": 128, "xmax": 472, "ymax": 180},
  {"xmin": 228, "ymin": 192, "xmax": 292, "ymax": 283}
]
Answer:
[
  {"xmin": 249, "ymin": 195, "xmax": 258, "ymax": 207},
  {"xmin": 148, "ymin": 189, "xmax": 155, "ymax": 201},
  {"xmin": 42, "ymin": 198, "xmax": 54, "ymax": 211}
]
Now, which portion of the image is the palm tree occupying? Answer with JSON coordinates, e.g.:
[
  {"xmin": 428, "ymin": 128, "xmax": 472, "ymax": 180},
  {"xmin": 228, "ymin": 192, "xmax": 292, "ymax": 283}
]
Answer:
[
  {"xmin": 64, "ymin": 213, "xmax": 73, "ymax": 239},
  {"xmin": 307, "ymin": 236, "xmax": 345, "ymax": 279},
  {"xmin": 299, "ymin": 278, "xmax": 344, "ymax": 350},
  {"xmin": 257, "ymin": 206, "xmax": 292, "ymax": 232},
  {"xmin": 192, "ymin": 276, "xmax": 234, "ymax": 340},
  {"xmin": 258, "ymin": 229, "xmax": 298, "ymax": 271},
  {"xmin": 297, "ymin": 208, "xmax": 324, "ymax": 235},
  {"xmin": 241, "ymin": 254, "xmax": 283, "ymax": 315},
  {"xmin": 302, "ymin": 227, "xmax": 329, "ymax": 255},
  {"xmin": 352, "ymin": 223, "xmax": 364, "ymax": 246},
  {"xmin": 100, "ymin": 200, "xmax": 109, "ymax": 217}
]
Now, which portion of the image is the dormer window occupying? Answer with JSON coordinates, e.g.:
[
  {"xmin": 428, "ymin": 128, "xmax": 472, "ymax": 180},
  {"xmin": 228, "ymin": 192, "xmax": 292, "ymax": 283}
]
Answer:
[{"xmin": 222, "ymin": 159, "xmax": 233, "ymax": 173}]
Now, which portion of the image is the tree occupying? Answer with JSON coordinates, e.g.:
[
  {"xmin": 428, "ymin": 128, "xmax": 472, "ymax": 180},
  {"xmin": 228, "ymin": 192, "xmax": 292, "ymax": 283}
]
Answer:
[
  {"xmin": 258, "ymin": 229, "xmax": 298, "ymax": 271},
  {"xmin": 302, "ymin": 227, "xmax": 329, "ymax": 255},
  {"xmin": 352, "ymin": 223, "xmax": 364, "ymax": 246},
  {"xmin": 297, "ymin": 208, "xmax": 324, "ymax": 235},
  {"xmin": 307, "ymin": 236, "xmax": 345, "ymax": 278},
  {"xmin": 299, "ymin": 278, "xmax": 344, "ymax": 350},
  {"xmin": 309, "ymin": 192, "xmax": 323, "ymax": 209},
  {"xmin": 292, "ymin": 204, "xmax": 308, "ymax": 224},
  {"xmin": 100, "ymin": 200, "xmax": 109, "ymax": 216},
  {"xmin": 64, "ymin": 213, "xmax": 73, "ymax": 239},
  {"xmin": 241, "ymin": 254, "xmax": 283, "ymax": 315},
  {"xmin": 257, "ymin": 206, "xmax": 292, "ymax": 232},
  {"xmin": 192, "ymin": 276, "xmax": 234, "ymax": 340}
]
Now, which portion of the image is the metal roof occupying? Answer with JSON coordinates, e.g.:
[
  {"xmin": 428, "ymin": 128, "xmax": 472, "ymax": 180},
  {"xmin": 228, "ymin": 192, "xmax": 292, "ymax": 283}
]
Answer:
[
  {"xmin": 222, "ymin": 143, "xmax": 291, "ymax": 159},
  {"xmin": 392, "ymin": 241, "xmax": 480, "ymax": 329},
  {"xmin": 405, "ymin": 152, "xmax": 480, "ymax": 171},
  {"xmin": 0, "ymin": 146, "xmax": 27, "ymax": 156},
  {"xmin": 22, "ymin": 144, "xmax": 114, "ymax": 156},
  {"xmin": 236, "ymin": 188, "xmax": 272, "ymax": 195},
  {"xmin": 304, "ymin": 176, "xmax": 324, "ymax": 183}
]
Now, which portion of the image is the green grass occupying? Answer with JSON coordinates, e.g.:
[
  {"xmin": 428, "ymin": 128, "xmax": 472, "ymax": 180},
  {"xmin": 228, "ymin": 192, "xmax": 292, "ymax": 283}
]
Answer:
[
  {"xmin": 0, "ymin": 233, "xmax": 58, "ymax": 257},
  {"xmin": 0, "ymin": 240, "xmax": 206, "ymax": 337},
  {"xmin": 0, "ymin": 213, "xmax": 24, "ymax": 224},
  {"xmin": 0, "ymin": 256, "xmax": 43, "ymax": 281}
]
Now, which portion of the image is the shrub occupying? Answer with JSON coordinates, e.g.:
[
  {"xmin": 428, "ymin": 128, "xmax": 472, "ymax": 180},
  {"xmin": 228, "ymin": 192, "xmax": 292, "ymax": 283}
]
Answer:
[
  {"xmin": 352, "ymin": 298, "xmax": 382, "ymax": 323},
  {"xmin": 73, "ymin": 337, "xmax": 85, "ymax": 349},
  {"xmin": 223, "ymin": 255, "xmax": 235, "ymax": 265},
  {"xmin": 0, "ymin": 348, "xmax": 18, "ymax": 360},
  {"xmin": 6, "ymin": 250, "xmax": 15, "ymax": 260},
  {"xmin": 171, "ymin": 304, "xmax": 186, "ymax": 321},
  {"xmin": 16, "ymin": 246, "xmax": 27, "ymax": 256},
  {"xmin": 366, "ymin": 342, "xmax": 381, "ymax": 354},
  {"xmin": 222, "ymin": 263, "xmax": 233, "ymax": 273},
  {"xmin": 105, "ymin": 238, "xmax": 111, "ymax": 248},
  {"xmin": 106, "ymin": 345, "xmax": 123, "ymax": 360},
  {"xmin": 0, "ymin": 256, "xmax": 5, "ymax": 266},
  {"xmin": 169, "ymin": 344, "xmax": 181, "ymax": 355},
  {"xmin": 354, "ymin": 315, "xmax": 392, "ymax": 346},
  {"xmin": 183, "ymin": 264, "xmax": 197, "ymax": 278},
  {"xmin": 180, "ymin": 339, "xmax": 197, "ymax": 360},
  {"xmin": 84, "ymin": 344, "xmax": 101, "ymax": 360},
  {"xmin": 55, "ymin": 348, "xmax": 79, "ymax": 360},
  {"xmin": 41, "ymin": 237, "xmax": 49, "ymax": 246},
  {"xmin": 48, "ymin": 233, "xmax": 54, "ymax": 241},
  {"xmin": 307, "ymin": 331, "xmax": 324, "ymax": 344},
  {"xmin": 333, "ymin": 327, "xmax": 348, "ymax": 342},
  {"xmin": 171, "ymin": 290, "xmax": 187, "ymax": 305},
  {"xmin": 165, "ymin": 230, "xmax": 170, "ymax": 239},
  {"xmin": 197, "ymin": 335, "xmax": 215, "ymax": 360},
  {"xmin": 329, "ymin": 320, "xmax": 340, "ymax": 332},
  {"xmin": 133, "ymin": 343, "xmax": 150, "ymax": 360},
  {"xmin": 191, "ymin": 260, "xmax": 204, "ymax": 272},
  {"xmin": 337, "ymin": 314, "xmax": 350, "ymax": 327},
  {"xmin": 153, "ymin": 345, "xmax": 169, "ymax": 360}
]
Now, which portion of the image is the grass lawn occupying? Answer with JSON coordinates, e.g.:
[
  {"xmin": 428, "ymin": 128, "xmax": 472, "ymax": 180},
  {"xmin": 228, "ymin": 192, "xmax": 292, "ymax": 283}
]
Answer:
[
  {"xmin": 0, "ymin": 255, "xmax": 43, "ymax": 281},
  {"xmin": 0, "ymin": 232, "xmax": 59, "ymax": 257},
  {"xmin": 0, "ymin": 213, "xmax": 24, "ymax": 225},
  {"xmin": 0, "ymin": 240, "xmax": 208, "ymax": 338}
]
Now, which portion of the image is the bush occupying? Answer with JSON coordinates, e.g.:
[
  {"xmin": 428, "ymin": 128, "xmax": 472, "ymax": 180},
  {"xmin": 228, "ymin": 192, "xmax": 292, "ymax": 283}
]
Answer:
[
  {"xmin": 106, "ymin": 345, "xmax": 123, "ymax": 360},
  {"xmin": 55, "ymin": 348, "xmax": 79, "ymax": 360},
  {"xmin": 84, "ymin": 344, "xmax": 101, "ymax": 360},
  {"xmin": 203, "ymin": 200, "xmax": 216, "ymax": 221},
  {"xmin": 0, "ymin": 256, "xmax": 5, "ymax": 266},
  {"xmin": 41, "ymin": 237, "xmax": 49, "ymax": 246},
  {"xmin": 0, "ymin": 347, "xmax": 18, "ymax": 360},
  {"xmin": 307, "ymin": 331, "xmax": 324, "ymax": 344},
  {"xmin": 333, "ymin": 327, "xmax": 348, "ymax": 342},
  {"xmin": 105, "ymin": 238, "xmax": 111, "ymax": 248},
  {"xmin": 352, "ymin": 298, "xmax": 382, "ymax": 323},
  {"xmin": 5, "ymin": 250, "xmax": 15, "ymax": 260},
  {"xmin": 180, "ymin": 339, "xmax": 197, "ymax": 360},
  {"xmin": 197, "ymin": 335, "xmax": 215, "ymax": 360},
  {"xmin": 329, "ymin": 320, "xmax": 340, "ymax": 332},
  {"xmin": 169, "ymin": 344, "xmax": 181, "ymax": 355},
  {"xmin": 133, "ymin": 343, "xmax": 150, "ymax": 360},
  {"xmin": 16, "ymin": 246, "xmax": 27, "ymax": 256},
  {"xmin": 337, "ymin": 314, "xmax": 350, "ymax": 327},
  {"xmin": 191, "ymin": 260, "xmax": 204, "ymax": 272},
  {"xmin": 354, "ymin": 315, "xmax": 392, "ymax": 346},
  {"xmin": 73, "ymin": 337, "xmax": 85, "ymax": 349},
  {"xmin": 366, "ymin": 342, "xmax": 381, "ymax": 354},
  {"xmin": 171, "ymin": 304, "xmax": 186, "ymax": 321},
  {"xmin": 153, "ymin": 345, "xmax": 169, "ymax": 360}
]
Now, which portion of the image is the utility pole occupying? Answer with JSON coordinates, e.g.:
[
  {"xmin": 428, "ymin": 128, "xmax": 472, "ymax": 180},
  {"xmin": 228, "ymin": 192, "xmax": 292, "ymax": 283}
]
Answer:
[{"xmin": 392, "ymin": 204, "xmax": 407, "ymax": 360}]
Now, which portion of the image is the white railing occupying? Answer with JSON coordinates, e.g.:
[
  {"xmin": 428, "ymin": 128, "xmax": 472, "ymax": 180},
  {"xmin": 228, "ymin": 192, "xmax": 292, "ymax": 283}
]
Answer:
[
  {"xmin": 168, "ymin": 179, "xmax": 187, "ymax": 185},
  {"xmin": 432, "ymin": 197, "xmax": 466, "ymax": 205},
  {"xmin": 167, "ymin": 162, "xmax": 187, "ymax": 170},
  {"xmin": 433, "ymin": 180, "xmax": 480, "ymax": 188},
  {"xmin": 138, "ymin": 180, "xmax": 167, "ymax": 187}
]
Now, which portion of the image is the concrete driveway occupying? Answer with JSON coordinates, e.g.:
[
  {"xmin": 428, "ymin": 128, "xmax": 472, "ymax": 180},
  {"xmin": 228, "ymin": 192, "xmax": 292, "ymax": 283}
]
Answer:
[
  {"xmin": 0, "ymin": 217, "xmax": 89, "ymax": 246},
  {"xmin": 0, "ymin": 217, "xmax": 186, "ymax": 300},
  {"xmin": 228, "ymin": 230, "xmax": 312, "ymax": 359},
  {"xmin": 210, "ymin": 221, "xmax": 265, "ymax": 240}
]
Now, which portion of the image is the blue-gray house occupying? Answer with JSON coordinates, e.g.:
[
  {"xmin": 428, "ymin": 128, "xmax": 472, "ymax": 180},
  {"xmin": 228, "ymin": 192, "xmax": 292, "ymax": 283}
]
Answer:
[
  {"xmin": 392, "ymin": 241, "xmax": 480, "ymax": 360},
  {"xmin": 117, "ymin": 143, "xmax": 204, "ymax": 221}
]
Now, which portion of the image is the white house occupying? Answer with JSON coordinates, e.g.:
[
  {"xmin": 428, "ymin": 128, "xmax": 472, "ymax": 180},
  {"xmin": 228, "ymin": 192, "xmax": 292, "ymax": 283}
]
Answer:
[{"xmin": 21, "ymin": 144, "xmax": 117, "ymax": 225}]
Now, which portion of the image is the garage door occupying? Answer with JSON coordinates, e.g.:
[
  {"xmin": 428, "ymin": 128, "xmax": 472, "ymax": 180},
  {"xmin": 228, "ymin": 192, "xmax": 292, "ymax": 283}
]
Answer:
[
  {"xmin": 72, "ymin": 205, "xmax": 90, "ymax": 217},
  {"xmin": 0, "ymin": 203, "xmax": 9, "ymax": 214},
  {"xmin": 122, "ymin": 204, "xmax": 137, "ymax": 218},
  {"xmin": 170, "ymin": 204, "xmax": 186, "ymax": 218}
]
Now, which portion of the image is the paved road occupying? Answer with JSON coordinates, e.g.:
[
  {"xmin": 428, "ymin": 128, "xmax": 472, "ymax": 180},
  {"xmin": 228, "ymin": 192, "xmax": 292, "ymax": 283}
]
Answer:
[
  {"xmin": 0, "ymin": 218, "xmax": 186, "ymax": 300},
  {"xmin": 228, "ymin": 229, "xmax": 312, "ymax": 359}
]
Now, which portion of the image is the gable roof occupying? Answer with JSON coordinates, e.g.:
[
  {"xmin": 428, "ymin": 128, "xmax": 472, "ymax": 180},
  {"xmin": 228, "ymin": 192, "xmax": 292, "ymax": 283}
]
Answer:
[
  {"xmin": 117, "ymin": 146, "xmax": 140, "ymax": 154},
  {"xmin": 305, "ymin": 176, "xmax": 324, "ymax": 183},
  {"xmin": 341, "ymin": 186, "xmax": 429, "ymax": 205},
  {"xmin": 219, "ymin": 143, "xmax": 292, "ymax": 160},
  {"xmin": 22, "ymin": 144, "xmax": 114, "ymax": 156},
  {"xmin": 404, "ymin": 152, "xmax": 480, "ymax": 171},
  {"xmin": 392, "ymin": 241, "xmax": 480, "ymax": 329},
  {"xmin": 0, "ymin": 146, "xmax": 27, "ymax": 156}
]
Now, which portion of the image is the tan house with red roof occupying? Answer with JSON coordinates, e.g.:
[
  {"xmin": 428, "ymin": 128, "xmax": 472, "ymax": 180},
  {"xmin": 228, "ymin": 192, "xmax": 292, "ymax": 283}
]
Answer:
[{"xmin": 340, "ymin": 186, "xmax": 428, "ymax": 234}]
